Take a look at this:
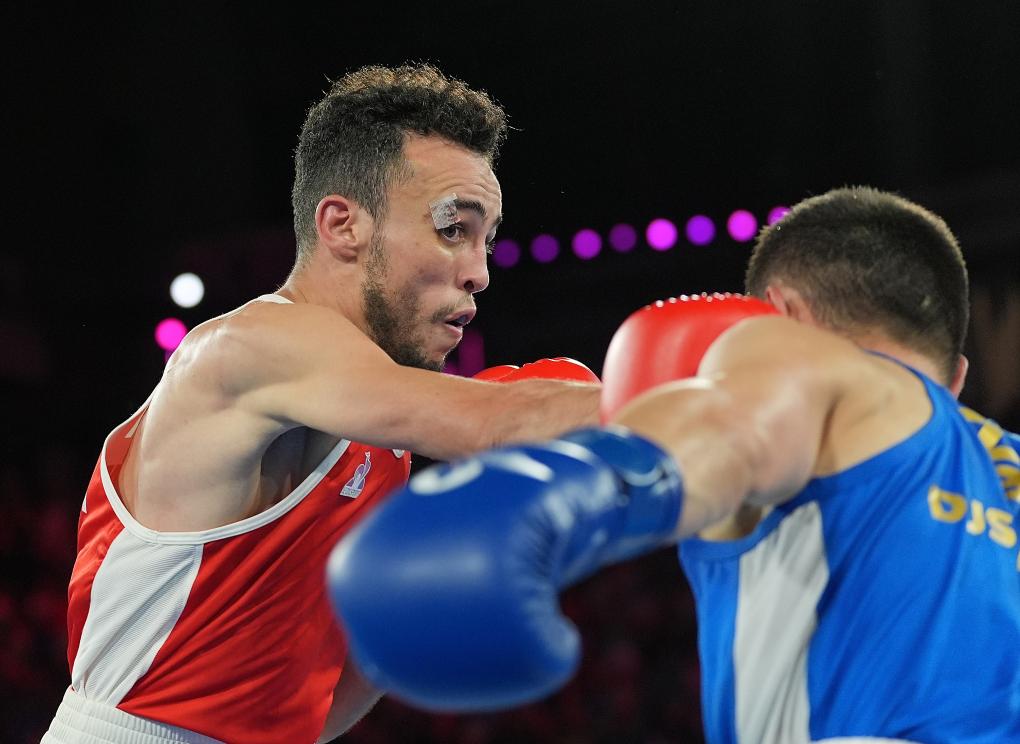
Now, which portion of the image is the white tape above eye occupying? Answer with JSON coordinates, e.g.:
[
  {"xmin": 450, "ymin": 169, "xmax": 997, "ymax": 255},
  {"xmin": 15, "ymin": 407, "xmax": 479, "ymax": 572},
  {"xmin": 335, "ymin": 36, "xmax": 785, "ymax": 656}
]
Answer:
[{"xmin": 429, "ymin": 193, "xmax": 458, "ymax": 229}]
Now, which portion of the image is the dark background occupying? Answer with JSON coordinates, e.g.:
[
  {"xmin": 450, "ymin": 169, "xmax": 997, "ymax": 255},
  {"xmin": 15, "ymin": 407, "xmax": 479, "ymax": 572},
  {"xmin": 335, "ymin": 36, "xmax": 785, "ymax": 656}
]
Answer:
[{"xmin": 3, "ymin": 2, "xmax": 1020, "ymax": 742}]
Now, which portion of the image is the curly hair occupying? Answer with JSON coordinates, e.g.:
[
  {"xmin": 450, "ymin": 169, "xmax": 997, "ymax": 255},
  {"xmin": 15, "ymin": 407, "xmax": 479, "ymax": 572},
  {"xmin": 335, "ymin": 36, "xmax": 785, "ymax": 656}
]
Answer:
[
  {"xmin": 745, "ymin": 186, "xmax": 969, "ymax": 382},
  {"xmin": 291, "ymin": 63, "xmax": 508, "ymax": 262}
]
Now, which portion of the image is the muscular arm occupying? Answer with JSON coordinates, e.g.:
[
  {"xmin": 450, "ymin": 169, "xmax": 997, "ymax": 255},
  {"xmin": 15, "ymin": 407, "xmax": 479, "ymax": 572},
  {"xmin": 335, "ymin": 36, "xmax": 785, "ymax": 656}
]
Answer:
[
  {"xmin": 316, "ymin": 658, "xmax": 381, "ymax": 743},
  {"xmin": 217, "ymin": 301, "xmax": 599, "ymax": 460},
  {"xmin": 611, "ymin": 316, "xmax": 852, "ymax": 538}
]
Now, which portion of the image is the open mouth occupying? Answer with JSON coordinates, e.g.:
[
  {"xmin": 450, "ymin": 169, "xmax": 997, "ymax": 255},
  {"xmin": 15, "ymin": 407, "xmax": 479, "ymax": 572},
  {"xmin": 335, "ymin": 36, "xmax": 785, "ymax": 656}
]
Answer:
[{"xmin": 443, "ymin": 311, "xmax": 475, "ymax": 330}]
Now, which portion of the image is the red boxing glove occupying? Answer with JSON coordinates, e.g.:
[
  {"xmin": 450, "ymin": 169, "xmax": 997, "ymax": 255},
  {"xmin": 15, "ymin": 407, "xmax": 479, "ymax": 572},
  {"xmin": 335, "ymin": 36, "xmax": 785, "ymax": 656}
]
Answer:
[
  {"xmin": 475, "ymin": 357, "xmax": 600, "ymax": 384},
  {"xmin": 600, "ymin": 293, "xmax": 776, "ymax": 422},
  {"xmin": 473, "ymin": 365, "xmax": 520, "ymax": 382}
]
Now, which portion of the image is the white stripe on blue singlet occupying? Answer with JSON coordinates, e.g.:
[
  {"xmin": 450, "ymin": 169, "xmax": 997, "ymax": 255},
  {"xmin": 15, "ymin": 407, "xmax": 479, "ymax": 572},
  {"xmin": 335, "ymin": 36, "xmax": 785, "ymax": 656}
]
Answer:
[{"xmin": 733, "ymin": 501, "xmax": 829, "ymax": 743}]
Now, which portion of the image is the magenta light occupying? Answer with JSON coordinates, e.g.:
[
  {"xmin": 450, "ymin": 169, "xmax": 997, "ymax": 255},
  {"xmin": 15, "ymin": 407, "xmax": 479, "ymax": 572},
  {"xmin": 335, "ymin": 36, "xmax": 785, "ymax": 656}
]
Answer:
[
  {"xmin": 767, "ymin": 205, "xmax": 790, "ymax": 225},
  {"xmin": 608, "ymin": 223, "xmax": 637, "ymax": 252},
  {"xmin": 155, "ymin": 318, "xmax": 187, "ymax": 351},
  {"xmin": 531, "ymin": 234, "xmax": 560, "ymax": 263},
  {"xmin": 572, "ymin": 229, "xmax": 602, "ymax": 260},
  {"xmin": 646, "ymin": 219, "xmax": 678, "ymax": 251},
  {"xmin": 456, "ymin": 328, "xmax": 485, "ymax": 377},
  {"xmin": 492, "ymin": 239, "xmax": 521, "ymax": 268},
  {"xmin": 685, "ymin": 215, "xmax": 716, "ymax": 246},
  {"xmin": 727, "ymin": 210, "xmax": 758, "ymax": 242}
]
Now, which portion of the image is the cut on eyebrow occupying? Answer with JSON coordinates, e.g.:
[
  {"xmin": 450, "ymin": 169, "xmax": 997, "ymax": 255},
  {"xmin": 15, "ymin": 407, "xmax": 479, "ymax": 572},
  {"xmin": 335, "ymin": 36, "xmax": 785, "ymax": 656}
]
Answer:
[{"xmin": 453, "ymin": 198, "xmax": 503, "ymax": 230}]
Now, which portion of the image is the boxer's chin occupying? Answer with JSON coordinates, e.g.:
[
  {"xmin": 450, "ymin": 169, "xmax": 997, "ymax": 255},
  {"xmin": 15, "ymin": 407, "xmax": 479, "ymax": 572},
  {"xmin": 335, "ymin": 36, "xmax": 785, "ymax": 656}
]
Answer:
[{"xmin": 386, "ymin": 342, "xmax": 443, "ymax": 372}]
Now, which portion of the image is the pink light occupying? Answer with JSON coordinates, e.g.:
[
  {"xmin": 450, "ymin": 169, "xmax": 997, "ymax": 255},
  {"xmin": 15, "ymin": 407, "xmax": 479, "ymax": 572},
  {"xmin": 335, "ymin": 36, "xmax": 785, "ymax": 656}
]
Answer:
[
  {"xmin": 572, "ymin": 229, "xmax": 602, "ymax": 260},
  {"xmin": 155, "ymin": 318, "xmax": 187, "ymax": 351},
  {"xmin": 608, "ymin": 223, "xmax": 637, "ymax": 252},
  {"xmin": 492, "ymin": 239, "xmax": 521, "ymax": 268},
  {"xmin": 685, "ymin": 215, "xmax": 716, "ymax": 246},
  {"xmin": 727, "ymin": 210, "xmax": 758, "ymax": 242},
  {"xmin": 646, "ymin": 219, "xmax": 678, "ymax": 251},
  {"xmin": 530, "ymin": 234, "xmax": 560, "ymax": 263},
  {"xmin": 767, "ymin": 205, "xmax": 790, "ymax": 225},
  {"xmin": 455, "ymin": 328, "xmax": 485, "ymax": 377}
]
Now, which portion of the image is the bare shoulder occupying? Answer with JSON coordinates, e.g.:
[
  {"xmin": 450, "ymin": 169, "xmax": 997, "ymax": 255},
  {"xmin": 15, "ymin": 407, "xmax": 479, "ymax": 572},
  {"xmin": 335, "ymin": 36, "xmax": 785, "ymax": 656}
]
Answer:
[
  {"xmin": 702, "ymin": 315, "xmax": 915, "ymax": 405},
  {"xmin": 704, "ymin": 315, "xmax": 931, "ymax": 477},
  {"xmin": 123, "ymin": 298, "xmax": 375, "ymax": 530},
  {"xmin": 180, "ymin": 297, "xmax": 419, "ymax": 442},
  {"xmin": 815, "ymin": 345, "xmax": 933, "ymax": 477},
  {"xmin": 172, "ymin": 298, "xmax": 378, "ymax": 399},
  {"xmin": 702, "ymin": 315, "xmax": 869, "ymax": 384}
]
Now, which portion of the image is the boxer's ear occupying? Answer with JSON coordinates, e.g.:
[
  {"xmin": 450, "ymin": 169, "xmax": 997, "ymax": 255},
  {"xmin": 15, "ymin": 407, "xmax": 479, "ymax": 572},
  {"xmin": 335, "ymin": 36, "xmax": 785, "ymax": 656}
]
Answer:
[
  {"xmin": 315, "ymin": 194, "xmax": 373, "ymax": 263},
  {"xmin": 764, "ymin": 283, "xmax": 819, "ymax": 326},
  {"xmin": 949, "ymin": 354, "xmax": 969, "ymax": 399}
]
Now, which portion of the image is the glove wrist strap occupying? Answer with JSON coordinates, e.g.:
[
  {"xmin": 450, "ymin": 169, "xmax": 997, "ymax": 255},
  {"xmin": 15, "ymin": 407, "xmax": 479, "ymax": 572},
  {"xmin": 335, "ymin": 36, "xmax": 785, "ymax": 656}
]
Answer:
[{"xmin": 558, "ymin": 427, "xmax": 685, "ymax": 571}]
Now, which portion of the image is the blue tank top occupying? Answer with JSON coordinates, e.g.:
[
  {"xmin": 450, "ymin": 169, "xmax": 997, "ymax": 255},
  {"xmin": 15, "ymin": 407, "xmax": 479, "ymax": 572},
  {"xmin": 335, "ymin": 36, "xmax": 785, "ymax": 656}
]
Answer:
[{"xmin": 679, "ymin": 361, "xmax": 1020, "ymax": 744}]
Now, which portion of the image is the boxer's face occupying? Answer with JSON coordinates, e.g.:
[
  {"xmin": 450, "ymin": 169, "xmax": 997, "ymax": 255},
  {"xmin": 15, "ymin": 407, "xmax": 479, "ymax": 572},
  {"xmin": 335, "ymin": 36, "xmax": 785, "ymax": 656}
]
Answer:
[{"xmin": 361, "ymin": 134, "xmax": 501, "ymax": 371}]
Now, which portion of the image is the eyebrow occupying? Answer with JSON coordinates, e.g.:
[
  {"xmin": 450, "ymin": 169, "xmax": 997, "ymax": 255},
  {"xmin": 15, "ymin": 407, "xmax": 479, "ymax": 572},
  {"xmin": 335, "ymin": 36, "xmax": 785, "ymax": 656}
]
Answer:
[{"xmin": 453, "ymin": 198, "xmax": 503, "ymax": 231}]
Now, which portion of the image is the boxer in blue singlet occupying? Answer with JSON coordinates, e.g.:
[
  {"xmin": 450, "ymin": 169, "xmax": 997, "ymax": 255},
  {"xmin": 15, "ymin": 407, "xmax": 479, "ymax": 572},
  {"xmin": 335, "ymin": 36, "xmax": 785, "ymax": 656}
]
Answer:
[{"xmin": 328, "ymin": 187, "xmax": 1020, "ymax": 743}]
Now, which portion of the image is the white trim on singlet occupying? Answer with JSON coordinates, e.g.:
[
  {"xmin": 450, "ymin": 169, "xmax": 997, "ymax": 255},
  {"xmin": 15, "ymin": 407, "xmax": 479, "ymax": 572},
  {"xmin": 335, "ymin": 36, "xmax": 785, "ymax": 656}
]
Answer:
[
  {"xmin": 251, "ymin": 293, "xmax": 292, "ymax": 305},
  {"xmin": 43, "ymin": 687, "xmax": 225, "ymax": 744},
  {"xmin": 71, "ymin": 533, "xmax": 202, "ymax": 704},
  {"xmin": 733, "ymin": 501, "xmax": 829, "ymax": 744},
  {"xmin": 100, "ymin": 430, "xmax": 351, "ymax": 546},
  {"xmin": 98, "ymin": 291, "xmax": 353, "ymax": 546}
]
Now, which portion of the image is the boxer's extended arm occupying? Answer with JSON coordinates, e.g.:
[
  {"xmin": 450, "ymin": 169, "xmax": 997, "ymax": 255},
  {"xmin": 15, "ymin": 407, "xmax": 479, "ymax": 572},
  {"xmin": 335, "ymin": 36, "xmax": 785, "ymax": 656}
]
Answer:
[
  {"xmin": 612, "ymin": 315, "xmax": 850, "ymax": 538},
  {"xmin": 218, "ymin": 301, "xmax": 600, "ymax": 459},
  {"xmin": 325, "ymin": 306, "xmax": 923, "ymax": 712}
]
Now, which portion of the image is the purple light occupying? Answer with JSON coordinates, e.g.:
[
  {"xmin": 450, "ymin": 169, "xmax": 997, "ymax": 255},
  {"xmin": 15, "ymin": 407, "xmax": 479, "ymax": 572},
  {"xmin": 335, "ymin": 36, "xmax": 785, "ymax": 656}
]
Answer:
[
  {"xmin": 685, "ymin": 215, "xmax": 716, "ymax": 246},
  {"xmin": 530, "ymin": 234, "xmax": 560, "ymax": 263},
  {"xmin": 572, "ymin": 229, "xmax": 602, "ymax": 260},
  {"xmin": 455, "ymin": 328, "xmax": 485, "ymax": 377},
  {"xmin": 767, "ymin": 205, "xmax": 790, "ymax": 225},
  {"xmin": 608, "ymin": 223, "xmax": 638, "ymax": 252},
  {"xmin": 727, "ymin": 210, "xmax": 758, "ymax": 242},
  {"xmin": 155, "ymin": 318, "xmax": 187, "ymax": 351},
  {"xmin": 492, "ymin": 239, "xmax": 521, "ymax": 268},
  {"xmin": 646, "ymin": 219, "xmax": 678, "ymax": 251}
]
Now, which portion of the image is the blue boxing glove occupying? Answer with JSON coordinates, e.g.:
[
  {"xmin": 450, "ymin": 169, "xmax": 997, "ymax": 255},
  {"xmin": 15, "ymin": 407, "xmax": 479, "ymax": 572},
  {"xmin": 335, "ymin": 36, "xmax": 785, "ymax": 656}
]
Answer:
[{"xmin": 326, "ymin": 426, "xmax": 684, "ymax": 712}]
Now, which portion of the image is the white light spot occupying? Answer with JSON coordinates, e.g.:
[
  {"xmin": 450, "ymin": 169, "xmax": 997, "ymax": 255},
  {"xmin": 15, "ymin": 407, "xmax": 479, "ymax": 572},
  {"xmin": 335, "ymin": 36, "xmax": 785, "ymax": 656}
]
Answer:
[{"xmin": 170, "ymin": 273, "xmax": 205, "ymax": 308}]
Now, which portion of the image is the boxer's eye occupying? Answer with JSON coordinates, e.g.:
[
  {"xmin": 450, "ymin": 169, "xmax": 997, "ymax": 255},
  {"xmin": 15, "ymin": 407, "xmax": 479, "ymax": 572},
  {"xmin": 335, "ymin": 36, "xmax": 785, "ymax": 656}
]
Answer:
[{"xmin": 439, "ymin": 223, "xmax": 466, "ymax": 242}]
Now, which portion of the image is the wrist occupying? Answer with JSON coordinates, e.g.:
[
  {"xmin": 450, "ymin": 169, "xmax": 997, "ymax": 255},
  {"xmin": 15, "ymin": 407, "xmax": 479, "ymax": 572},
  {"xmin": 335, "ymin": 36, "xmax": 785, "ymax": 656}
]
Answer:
[{"xmin": 559, "ymin": 426, "xmax": 684, "ymax": 567}]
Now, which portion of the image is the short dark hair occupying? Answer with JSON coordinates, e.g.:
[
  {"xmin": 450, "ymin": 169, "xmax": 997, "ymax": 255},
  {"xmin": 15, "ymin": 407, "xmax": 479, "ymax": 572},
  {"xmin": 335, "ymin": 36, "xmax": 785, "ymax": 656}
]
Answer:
[
  {"xmin": 745, "ymin": 186, "xmax": 969, "ymax": 381},
  {"xmin": 291, "ymin": 63, "xmax": 508, "ymax": 261}
]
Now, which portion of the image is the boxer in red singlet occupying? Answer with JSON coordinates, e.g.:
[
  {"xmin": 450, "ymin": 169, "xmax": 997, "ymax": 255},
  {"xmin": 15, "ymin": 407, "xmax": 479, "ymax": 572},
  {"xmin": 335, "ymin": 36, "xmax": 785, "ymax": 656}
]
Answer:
[{"xmin": 43, "ymin": 64, "xmax": 600, "ymax": 744}]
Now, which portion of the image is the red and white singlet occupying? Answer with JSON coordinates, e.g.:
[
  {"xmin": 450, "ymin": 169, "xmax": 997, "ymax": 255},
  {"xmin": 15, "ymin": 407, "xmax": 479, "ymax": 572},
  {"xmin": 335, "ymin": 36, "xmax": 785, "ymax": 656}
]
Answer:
[{"xmin": 44, "ymin": 301, "xmax": 411, "ymax": 743}]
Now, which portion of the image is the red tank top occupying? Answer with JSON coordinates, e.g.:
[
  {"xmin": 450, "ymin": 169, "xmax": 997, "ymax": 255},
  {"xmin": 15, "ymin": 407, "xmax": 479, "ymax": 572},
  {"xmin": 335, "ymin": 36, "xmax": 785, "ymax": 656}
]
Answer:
[{"xmin": 65, "ymin": 401, "xmax": 410, "ymax": 743}]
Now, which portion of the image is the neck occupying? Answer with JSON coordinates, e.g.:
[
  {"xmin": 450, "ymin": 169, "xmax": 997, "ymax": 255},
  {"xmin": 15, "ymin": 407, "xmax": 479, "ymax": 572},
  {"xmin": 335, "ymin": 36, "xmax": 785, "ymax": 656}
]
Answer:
[
  {"xmin": 851, "ymin": 333, "xmax": 945, "ymax": 385},
  {"xmin": 278, "ymin": 259, "xmax": 367, "ymax": 332}
]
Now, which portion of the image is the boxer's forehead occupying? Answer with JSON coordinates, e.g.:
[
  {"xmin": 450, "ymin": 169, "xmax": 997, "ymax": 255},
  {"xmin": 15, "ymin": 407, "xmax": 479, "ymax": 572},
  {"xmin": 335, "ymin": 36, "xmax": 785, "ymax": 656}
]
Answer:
[{"xmin": 396, "ymin": 134, "xmax": 502, "ymax": 231}]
